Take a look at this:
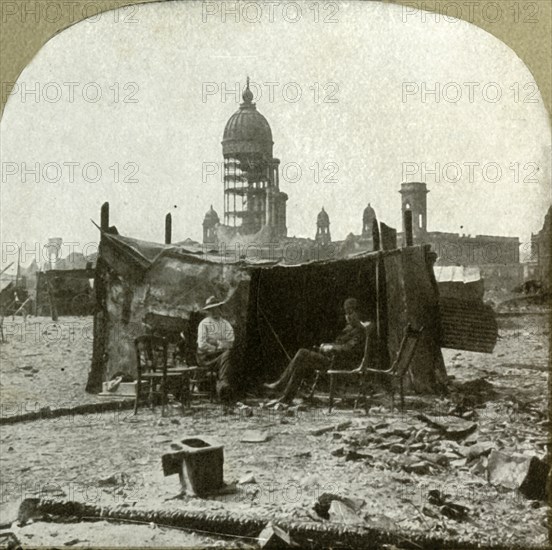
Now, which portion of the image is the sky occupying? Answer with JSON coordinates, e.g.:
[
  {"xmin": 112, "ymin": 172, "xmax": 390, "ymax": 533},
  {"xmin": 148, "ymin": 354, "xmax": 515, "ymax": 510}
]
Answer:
[{"xmin": 1, "ymin": 0, "xmax": 551, "ymax": 268}]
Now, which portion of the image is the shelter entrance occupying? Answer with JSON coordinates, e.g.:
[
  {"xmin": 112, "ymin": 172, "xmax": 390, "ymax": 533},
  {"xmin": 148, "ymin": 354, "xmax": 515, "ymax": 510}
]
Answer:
[{"xmin": 245, "ymin": 258, "xmax": 388, "ymax": 382}]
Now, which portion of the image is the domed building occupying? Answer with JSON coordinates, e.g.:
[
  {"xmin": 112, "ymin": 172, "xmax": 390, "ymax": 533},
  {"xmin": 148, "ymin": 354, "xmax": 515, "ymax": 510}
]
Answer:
[
  {"xmin": 362, "ymin": 203, "xmax": 376, "ymax": 238},
  {"xmin": 202, "ymin": 205, "xmax": 220, "ymax": 245},
  {"xmin": 315, "ymin": 207, "xmax": 331, "ymax": 245},
  {"xmin": 216, "ymin": 77, "xmax": 288, "ymax": 240}
]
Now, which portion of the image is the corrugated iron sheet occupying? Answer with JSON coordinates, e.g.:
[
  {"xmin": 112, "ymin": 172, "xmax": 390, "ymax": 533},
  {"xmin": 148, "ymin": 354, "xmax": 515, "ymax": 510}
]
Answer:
[{"xmin": 439, "ymin": 298, "xmax": 498, "ymax": 353}]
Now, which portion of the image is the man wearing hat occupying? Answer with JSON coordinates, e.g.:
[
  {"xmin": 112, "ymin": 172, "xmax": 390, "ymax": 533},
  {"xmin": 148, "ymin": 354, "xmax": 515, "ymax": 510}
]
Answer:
[
  {"xmin": 264, "ymin": 298, "xmax": 372, "ymax": 403},
  {"xmin": 197, "ymin": 296, "xmax": 236, "ymax": 403}
]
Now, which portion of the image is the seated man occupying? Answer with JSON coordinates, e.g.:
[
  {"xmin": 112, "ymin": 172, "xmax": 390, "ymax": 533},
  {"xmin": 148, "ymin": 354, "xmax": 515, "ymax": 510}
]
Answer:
[
  {"xmin": 197, "ymin": 296, "xmax": 236, "ymax": 403},
  {"xmin": 264, "ymin": 298, "xmax": 373, "ymax": 403}
]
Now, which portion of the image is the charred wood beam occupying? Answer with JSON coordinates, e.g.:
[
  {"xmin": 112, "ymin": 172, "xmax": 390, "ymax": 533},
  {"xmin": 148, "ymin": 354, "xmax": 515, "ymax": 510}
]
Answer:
[
  {"xmin": 27, "ymin": 496, "xmax": 506, "ymax": 550},
  {"xmin": 101, "ymin": 202, "xmax": 110, "ymax": 232},
  {"xmin": 165, "ymin": 213, "xmax": 172, "ymax": 245}
]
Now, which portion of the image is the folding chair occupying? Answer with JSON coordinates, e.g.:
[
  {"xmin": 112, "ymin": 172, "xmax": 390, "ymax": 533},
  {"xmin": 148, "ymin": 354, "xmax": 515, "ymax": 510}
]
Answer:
[
  {"xmin": 133, "ymin": 335, "xmax": 190, "ymax": 416},
  {"xmin": 328, "ymin": 323, "xmax": 423, "ymax": 412},
  {"xmin": 363, "ymin": 324, "xmax": 424, "ymax": 411},
  {"xmin": 327, "ymin": 321, "xmax": 375, "ymax": 413}
]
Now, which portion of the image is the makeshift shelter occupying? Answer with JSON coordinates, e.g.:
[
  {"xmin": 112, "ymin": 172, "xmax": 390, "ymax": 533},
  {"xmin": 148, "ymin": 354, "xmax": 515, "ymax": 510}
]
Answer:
[
  {"xmin": 35, "ymin": 268, "xmax": 95, "ymax": 317},
  {"xmin": 86, "ymin": 231, "xmax": 448, "ymax": 395}
]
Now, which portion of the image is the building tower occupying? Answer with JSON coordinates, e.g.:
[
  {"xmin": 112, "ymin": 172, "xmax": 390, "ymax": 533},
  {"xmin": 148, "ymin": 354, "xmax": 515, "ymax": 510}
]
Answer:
[
  {"xmin": 221, "ymin": 77, "xmax": 288, "ymax": 238},
  {"xmin": 45, "ymin": 237, "xmax": 63, "ymax": 271},
  {"xmin": 362, "ymin": 203, "xmax": 376, "ymax": 238},
  {"xmin": 399, "ymin": 182, "xmax": 428, "ymax": 244},
  {"xmin": 202, "ymin": 205, "xmax": 220, "ymax": 245},
  {"xmin": 315, "ymin": 207, "xmax": 331, "ymax": 245}
]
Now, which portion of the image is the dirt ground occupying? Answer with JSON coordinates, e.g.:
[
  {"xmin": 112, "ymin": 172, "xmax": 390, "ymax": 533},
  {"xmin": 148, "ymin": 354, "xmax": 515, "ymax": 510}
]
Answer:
[{"xmin": 0, "ymin": 313, "xmax": 549, "ymax": 548}]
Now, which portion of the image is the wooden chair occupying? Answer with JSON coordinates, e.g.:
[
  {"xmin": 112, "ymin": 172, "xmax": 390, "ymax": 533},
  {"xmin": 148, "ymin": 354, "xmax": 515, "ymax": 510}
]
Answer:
[
  {"xmin": 328, "ymin": 323, "xmax": 423, "ymax": 412},
  {"xmin": 327, "ymin": 322, "xmax": 374, "ymax": 413},
  {"xmin": 364, "ymin": 324, "xmax": 423, "ymax": 411},
  {"xmin": 194, "ymin": 353, "xmax": 219, "ymax": 402},
  {"xmin": 133, "ymin": 335, "xmax": 191, "ymax": 416}
]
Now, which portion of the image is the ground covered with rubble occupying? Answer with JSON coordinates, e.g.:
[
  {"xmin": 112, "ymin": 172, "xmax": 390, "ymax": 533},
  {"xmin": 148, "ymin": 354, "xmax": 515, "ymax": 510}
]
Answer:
[{"xmin": 0, "ymin": 313, "xmax": 549, "ymax": 548}]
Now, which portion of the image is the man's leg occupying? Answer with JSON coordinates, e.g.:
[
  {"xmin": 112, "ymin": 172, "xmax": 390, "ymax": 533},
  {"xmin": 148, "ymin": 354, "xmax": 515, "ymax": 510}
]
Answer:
[
  {"xmin": 265, "ymin": 348, "xmax": 316, "ymax": 391},
  {"xmin": 216, "ymin": 350, "xmax": 235, "ymax": 405},
  {"xmin": 279, "ymin": 350, "xmax": 330, "ymax": 402}
]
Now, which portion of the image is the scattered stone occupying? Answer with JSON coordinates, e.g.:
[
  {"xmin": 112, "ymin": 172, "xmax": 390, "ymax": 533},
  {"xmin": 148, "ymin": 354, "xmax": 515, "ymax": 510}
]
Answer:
[
  {"xmin": 403, "ymin": 461, "xmax": 430, "ymax": 475},
  {"xmin": 390, "ymin": 443, "xmax": 406, "ymax": 454},
  {"xmin": 422, "ymin": 506, "xmax": 440, "ymax": 519},
  {"xmin": 418, "ymin": 414, "xmax": 477, "ymax": 440},
  {"xmin": 258, "ymin": 522, "xmax": 294, "ymax": 549},
  {"xmin": 487, "ymin": 450, "xmax": 549, "ymax": 500},
  {"xmin": 470, "ymin": 455, "xmax": 488, "ymax": 476},
  {"xmin": 345, "ymin": 449, "xmax": 373, "ymax": 461},
  {"xmin": 64, "ymin": 539, "xmax": 86, "ymax": 546},
  {"xmin": 313, "ymin": 493, "xmax": 365, "ymax": 520},
  {"xmin": 463, "ymin": 441, "xmax": 494, "ymax": 461},
  {"xmin": 240, "ymin": 430, "xmax": 269, "ymax": 443},
  {"xmin": 238, "ymin": 473, "xmax": 256, "ymax": 485},
  {"xmin": 97, "ymin": 474, "xmax": 119, "ymax": 486},
  {"xmin": 331, "ymin": 447, "xmax": 345, "ymax": 457},
  {"xmin": 310, "ymin": 420, "xmax": 351, "ymax": 436},
  {"xmin": 293, "ymin": 450, "xmax": 311, "ymax": 458},
  {"xmin": 328, "ymin": 499, "xmax": 364, "ymax": 525},
  {"xmin": 440, "ymin": 503, "xmax": 469, "ymax": 521}
]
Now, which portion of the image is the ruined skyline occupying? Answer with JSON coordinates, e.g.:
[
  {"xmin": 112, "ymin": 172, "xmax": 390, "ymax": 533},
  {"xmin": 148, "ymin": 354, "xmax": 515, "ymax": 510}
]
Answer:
[{"xmin": 1, "ymin": 1, "xmax": 550, "ymax": 267}]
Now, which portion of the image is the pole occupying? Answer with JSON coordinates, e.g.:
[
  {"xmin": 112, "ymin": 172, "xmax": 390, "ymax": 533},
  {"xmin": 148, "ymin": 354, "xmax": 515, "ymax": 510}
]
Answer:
[
  {"xmin": 101, "ymin": 202, "xmax": 110, "ymax": 232},
  {"xmin": 165, "ymin": 213, "xmax": 172, "ymax": 245}
]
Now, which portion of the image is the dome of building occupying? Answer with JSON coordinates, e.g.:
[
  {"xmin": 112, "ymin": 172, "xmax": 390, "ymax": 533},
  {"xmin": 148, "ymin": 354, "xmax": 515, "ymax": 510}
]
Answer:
[
  {"xmin": 317, "ymin": 207, "xmax": 330, "ymax": 225},
  {"xmin": 202, "ymin": 205, "xmax": 220, "ymax": 227},
  {"xmin": 222, "ymin": 78, "xmax": 273, "ymax": 157},
  {"xmin": 363, "ymin": 203, "xmax": 376, "ymax": 222}
]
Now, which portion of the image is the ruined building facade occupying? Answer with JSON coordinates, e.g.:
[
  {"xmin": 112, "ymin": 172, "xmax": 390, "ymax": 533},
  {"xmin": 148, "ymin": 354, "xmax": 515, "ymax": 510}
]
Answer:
[
  {"xmin": 398, "ymin": 182, "xmax": 522, "ymax": 291},
  {"xmin": 529, "ymin": 205, "xmax": 551, "ymax": 286},
  {"xmin": 203, "ymin": 78, "xmax": 288, "ymax": 245}
]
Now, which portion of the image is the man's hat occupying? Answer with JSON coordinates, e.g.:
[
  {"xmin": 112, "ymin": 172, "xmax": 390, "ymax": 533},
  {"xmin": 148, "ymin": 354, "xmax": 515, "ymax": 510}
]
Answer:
[
  {"xmin": 202, "ymin": 295, "xmax": 226, "ymax": 311},
  {"xmin": 343, "ymin": 297, "xmax": 359, "ymax": 311}
]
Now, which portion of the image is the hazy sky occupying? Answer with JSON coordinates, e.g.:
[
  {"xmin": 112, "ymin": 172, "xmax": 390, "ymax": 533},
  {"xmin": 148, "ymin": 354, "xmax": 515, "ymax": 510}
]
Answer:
[{"xmin": 1, "ymin": 0, "xmax": 550, "ymax": 267}]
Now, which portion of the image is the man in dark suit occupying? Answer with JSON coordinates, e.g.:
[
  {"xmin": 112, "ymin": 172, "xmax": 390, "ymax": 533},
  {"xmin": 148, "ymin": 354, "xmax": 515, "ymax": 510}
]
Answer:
[{"xmin": 264, "ymin": 298, "xmax": 373, "ymax": 403}]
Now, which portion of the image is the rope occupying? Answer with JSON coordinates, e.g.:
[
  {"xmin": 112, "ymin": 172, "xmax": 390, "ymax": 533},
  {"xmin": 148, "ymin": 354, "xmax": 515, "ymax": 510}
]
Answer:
[{"xmin": 255, "ymin": 274, "xmax": 291, "ymax": 362}]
